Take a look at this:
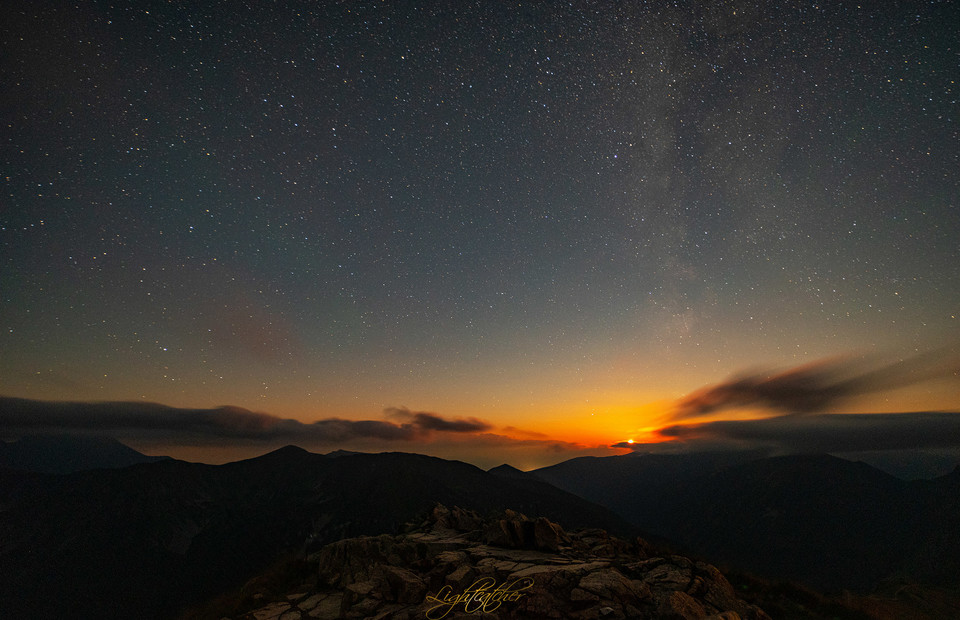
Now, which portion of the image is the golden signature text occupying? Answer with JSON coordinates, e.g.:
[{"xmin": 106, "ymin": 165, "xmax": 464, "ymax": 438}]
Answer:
[{"xmin": 424, "ymin": 576, "xmax": 535, "ymax": 618}]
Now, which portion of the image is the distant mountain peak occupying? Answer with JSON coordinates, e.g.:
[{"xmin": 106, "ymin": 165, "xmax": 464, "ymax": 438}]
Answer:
[
  {"xmin": 323, "ymin": 449, "xmax": 365, "ymax": 458},
  {"xmin": 241, "ymin": 444, "xmax": 315, "ymax": 463},
  {"xmin": 271, "ymin": 444, "xmax": 310, "ymax": 455},
  {"xmin": 0, "ymin": 433, "xmax": 168, "ymax": 474},
  {"xmin": 488, "ymin": 463, "xmax": 526, "ymax": 475}
]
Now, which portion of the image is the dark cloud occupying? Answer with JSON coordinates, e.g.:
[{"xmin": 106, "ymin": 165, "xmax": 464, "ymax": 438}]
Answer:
[
  {"xmin": 502, "ymin": 426, "xmax": 549, "ymax": 439},
  {"xmin": 0, "ymin": 397, "xmax": 618, "ymax": 470},
  {"xmin": 673, "ymin": 351, "xmax": 957, "ymax": 419},
  {"xmin": 650, "ymin": 411, "xmax": 960, "ymax": 454},
  {"xmin": 309, "ymin": 418, "xmax": 419, "ymax": 442},
  {"xmin": 410, "ymin": 412, "xmax": 491, "ymax": 433},
  {"xmin": 0, "ymin": 397, "xmax": 491, "ymax": 443},
  {"xmin": 384, "ymin": 406, "xmax": 492, "ymax": 433}
]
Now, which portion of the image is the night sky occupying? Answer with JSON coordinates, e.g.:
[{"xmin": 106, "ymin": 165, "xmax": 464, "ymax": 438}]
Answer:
[{"xmin": 2, "ymin": 1, "xmax": 958, "ymax": 468}]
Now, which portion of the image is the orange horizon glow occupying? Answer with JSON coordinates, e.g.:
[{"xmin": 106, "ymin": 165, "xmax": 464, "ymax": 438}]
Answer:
[{"xmin": 4, "ymin": 347, "xmax": 959, "ymax": 472}]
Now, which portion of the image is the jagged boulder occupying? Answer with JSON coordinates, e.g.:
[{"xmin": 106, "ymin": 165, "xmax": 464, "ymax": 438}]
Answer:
[
  {"xmin": 534, "ymin": 516, "xmax": 571, "ymax": 551},
  {"xmin": 480, "ymin": 509, "xmax": 571, "ymax": 552},
  {"xmin": 374, "ymin": 565, "xmax": 426, "ymax": 604},
  {"xmin": 234, "ymin": 505, "xmax": 770, "ymax": 620},
  {"xmin": 429, "ymin": 504, "xmax": 486, "ymax": 533}
]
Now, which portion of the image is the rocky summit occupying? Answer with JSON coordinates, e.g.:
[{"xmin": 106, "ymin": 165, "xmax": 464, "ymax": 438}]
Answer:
[{"xmin": 231, "ymin": 505, "xmax": 770, "ymax": 620}]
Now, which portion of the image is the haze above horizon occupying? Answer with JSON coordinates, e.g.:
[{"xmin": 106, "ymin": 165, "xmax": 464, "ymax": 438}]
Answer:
[{"xmin": 2, "ymin": 2, "xmax": 957, "ymax": 468}]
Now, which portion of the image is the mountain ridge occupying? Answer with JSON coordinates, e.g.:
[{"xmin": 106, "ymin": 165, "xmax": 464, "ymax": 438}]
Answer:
[
  {"xmin": 0, "ymin": 445, "xmax": 632, "ymax": 620},
  {"xmin": 0, "ymin": 433, "xmax": 169, "ymax": 473},
  {"xmin": 529, "ymin": 450, "xmax": 960, "ymax": 593}
]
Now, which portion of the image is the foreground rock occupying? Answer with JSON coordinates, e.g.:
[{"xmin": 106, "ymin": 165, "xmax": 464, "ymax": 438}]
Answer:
[{"xmin": 233, "ymin": 505, "xmax": 770, "ymax": 620}]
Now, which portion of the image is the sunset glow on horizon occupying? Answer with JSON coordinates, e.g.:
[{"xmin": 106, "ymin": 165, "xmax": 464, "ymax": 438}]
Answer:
[{"xmin": 2, "ymin": 2, "xmax": 958, "ymax": 470}]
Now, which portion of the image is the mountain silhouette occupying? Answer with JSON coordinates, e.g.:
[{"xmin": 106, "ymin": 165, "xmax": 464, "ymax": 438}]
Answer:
[
  {"xmin": 487, "ymin": 462, "xmax": 529, "ymax": 479},
  {"xmin": 530, "ymin": 451, "xmax": 960, "ymax": 593},
  {"xmin": 0, "ymin": 433, "xmax": 169, "ymax": 473},
  {"xmin": 0, "ymin": 446, "xmax": 630, "ymax": 620}
]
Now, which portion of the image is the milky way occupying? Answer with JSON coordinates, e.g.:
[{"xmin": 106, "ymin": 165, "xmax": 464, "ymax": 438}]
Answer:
[{"xmin": 2, "ymin": 2, "xmax": 957, "ymax": 458}]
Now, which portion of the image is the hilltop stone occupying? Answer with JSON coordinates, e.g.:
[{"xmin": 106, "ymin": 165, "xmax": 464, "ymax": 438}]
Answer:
[{"xmin": 233, "ymin": 505, "xmax": 770, "ymax": 620}]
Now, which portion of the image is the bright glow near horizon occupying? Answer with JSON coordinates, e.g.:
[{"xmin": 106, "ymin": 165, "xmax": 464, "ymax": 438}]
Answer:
[{"xmin": 1, "ymin": 2, "xmax": 958, "ymax": 469}]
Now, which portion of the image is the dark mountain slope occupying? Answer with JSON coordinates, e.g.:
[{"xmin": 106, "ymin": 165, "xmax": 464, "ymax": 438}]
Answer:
[
  {"xmin": 0, "ymin": 447, "xmax": 630, "ymax": 620},
  {"xmin": 531, "ymin": 451, "xmax": 960, "ymax": 593},
  {"xmin": 904, "ymin": 465, "xmax": 960, "ymax": 584},
  {"xmin": 662, "ymin": 454, "xmax": 914, "ymax": 591},
  {"xmin": 531, "ymin": 450, "xmax": 760, "ymax": 526},
  {"xmin": 0, "ymin": 433, "xmax": 169, "ymax": 473}
]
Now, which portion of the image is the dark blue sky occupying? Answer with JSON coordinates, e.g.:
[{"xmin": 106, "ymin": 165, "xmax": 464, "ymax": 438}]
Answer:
[{"xmin": 2, "ymin": 1, "xmax": 958, "ymax": 464}]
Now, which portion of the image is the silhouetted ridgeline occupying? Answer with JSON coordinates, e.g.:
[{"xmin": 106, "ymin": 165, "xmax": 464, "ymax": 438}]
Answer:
[
  {"xmin": 0, "ymin": 446, "xmax": 629, "ymax": 620},
  {"xmin": 531, "ymin": 451, "xmax": 960, "ymax": 593},
  {"xmin": 0, "ymin": 433, "xmax": 169, "ymax": 473}
]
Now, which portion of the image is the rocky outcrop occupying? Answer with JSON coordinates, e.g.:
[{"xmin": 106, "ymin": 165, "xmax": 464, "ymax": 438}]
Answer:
[
  {"xmin": 233, "ymin": 505, "xmax": 770, "ymax": 620},
  {"xmin": 480, "ymin": 508, "xmax": 572, "ymax": 552}
]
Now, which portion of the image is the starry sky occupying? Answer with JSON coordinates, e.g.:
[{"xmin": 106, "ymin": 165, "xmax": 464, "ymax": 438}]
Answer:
[{"xmin": 2, "ymin": 1, "xmax": 958, "ymax": 468}]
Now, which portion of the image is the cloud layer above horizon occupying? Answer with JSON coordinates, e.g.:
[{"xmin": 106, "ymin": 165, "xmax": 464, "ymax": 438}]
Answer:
[
  {"xmin": 4, "ymin": 351, "xmax": 959, "ymax": 467},
  {"xmin": 0, "ymin": 396, "xmax": 609, "ymax": 469},
  {"xmin": 672, "ymin": 352, "xmax": 958, "ymax": 420},
  {"xmin": 0, "ymin": 397, "xmax": 500, "ymax": 443},
  {"xmin": 611, "ymin": 411, "xmax": 960, "ymax": 455},
  {"xmin": 607, "ymin": 351, "xmax": 960, "ymax": 456}
]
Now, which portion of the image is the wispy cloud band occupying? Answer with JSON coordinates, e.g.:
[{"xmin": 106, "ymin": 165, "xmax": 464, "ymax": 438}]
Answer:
[{"xmin": 0, "ymin": 397, "xmax": 491, "ymax": 443}]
